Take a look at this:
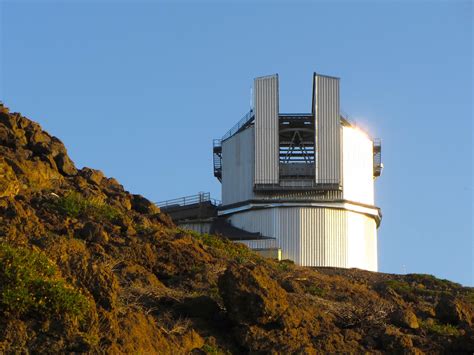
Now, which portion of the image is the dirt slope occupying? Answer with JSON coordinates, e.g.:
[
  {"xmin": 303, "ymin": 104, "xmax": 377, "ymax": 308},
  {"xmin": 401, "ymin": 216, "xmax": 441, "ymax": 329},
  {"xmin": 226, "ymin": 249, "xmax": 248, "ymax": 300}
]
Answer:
[{"xmin": 0, "ymin": 103, "xmax": 473, "ymax": 354}]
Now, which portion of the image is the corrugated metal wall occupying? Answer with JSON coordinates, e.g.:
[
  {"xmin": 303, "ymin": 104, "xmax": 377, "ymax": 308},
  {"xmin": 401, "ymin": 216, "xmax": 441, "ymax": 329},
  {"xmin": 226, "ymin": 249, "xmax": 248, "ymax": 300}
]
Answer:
[
  {"xmin": 299, "ymin": 208, "xmax": 348, "ymax": 267},
  {"xmin": 226, "ymin": 206, "xmax": 377, "ymax": 271},
  {"xmin": 221, "ymin": 126, "xmax": 255, "ymax": 205},
  {"xmin": 342, "ymin": 126, "xmax": 375, "ymax": 205},
  {"xmin": 313, "ymin": 74, "xmax": 342, "ymax": 186},
  {"xmin": 229, "ymin": 207, "xmax": 301, "ymax": 262},
  {"xmin": 254, "ymin": 74, "xmax": 279, "ymax": 185},
  {"xmin": 235, "ymin": 238, "xmax": 278, "ymax": 249},
  {"xmin": 178, "ymin": 222, "xmax": 212, "ymax": 234},
  {"xmin": 346, "ymin": 211, "xmax": 377, "ymax": 271}
]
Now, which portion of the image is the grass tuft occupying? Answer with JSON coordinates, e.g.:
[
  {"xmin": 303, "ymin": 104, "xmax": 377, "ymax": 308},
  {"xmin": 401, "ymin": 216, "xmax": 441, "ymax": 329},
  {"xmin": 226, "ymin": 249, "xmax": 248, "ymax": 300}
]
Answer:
[
  {"xmin": 0, "ymin": 243, "xmax": 90, "ymax": 320},
  {"xmin": 420, "ymin": 319, "xmax": 461, "ymax": 337},
  {"xmin": 49, "ymin": 191, "xmax": 121, "ymax": 222},
  {"xmin": 184, "ymin": 229, "xmax": 257, "ymax": 264},
  {"xmin": 306, "ymin": 285, "xmax": 325, "ymax": 297}
]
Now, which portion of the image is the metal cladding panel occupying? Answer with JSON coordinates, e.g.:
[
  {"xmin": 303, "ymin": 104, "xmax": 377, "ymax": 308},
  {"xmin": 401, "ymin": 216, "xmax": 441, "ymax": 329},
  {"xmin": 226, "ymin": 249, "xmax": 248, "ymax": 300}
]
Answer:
[
  {"xmin": 313, "ymin": 74, "xmax": 342, "ymax": 186},
  {"xmin": 323, "ymin": 209, "xmax": 348, "ymax": 267},
  {"xmin": 275, "ymin": 208, "xmax": 301, "ymax": 263},
  {"xmin": 346, "ymin": 211, "xmax": 378, "ymax": 271},
  {"xmin": 226, "ymin": 206, "xmax": 377, "ymax": 271},
  {"xmin": 299, "ymin": 208, "xmax": 348, "ymax": 267},
  {"xmin": 254, "ymin": 74, "xmax": 279, "ymax": 185},
  {"xmin": 342, "ymin": 126, "xmax": 375, "ymax": 205},
  {"xmin": 299, "ymin": 208, "xmax": 326, "ymax": 266},
  {"xmin": 227, "ymin": 208, "xmax": 301, "ymax": 263},
  {"xmin": 221, "ymin": 127, "xmax": 255, "ymax": 205},
  {"xmin": 235, "ymin": 239, "xmax": 278, "ymax": 249},
  {"xmin": 227, "ymin": 208, "xmax": 276, "ymax": 238},
  {"xmin": 365, "ymin": 216, "xmax": 378, "ymax": 271}
]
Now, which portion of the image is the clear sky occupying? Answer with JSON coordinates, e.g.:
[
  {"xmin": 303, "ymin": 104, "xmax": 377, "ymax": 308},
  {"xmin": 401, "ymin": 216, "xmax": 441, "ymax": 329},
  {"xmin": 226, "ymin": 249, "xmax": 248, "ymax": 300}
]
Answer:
[{"xmin": 1, "ymin": 1, "xmax": 472, "ymax": 285}]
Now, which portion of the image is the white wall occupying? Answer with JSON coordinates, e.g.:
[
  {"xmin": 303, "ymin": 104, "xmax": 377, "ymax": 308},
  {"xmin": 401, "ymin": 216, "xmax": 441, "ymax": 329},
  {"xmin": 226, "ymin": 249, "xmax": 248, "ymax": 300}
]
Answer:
[
  {"xmin": 346, "ymin": 211, "xmax": 377, "ymax": 271},
  {"xmin": 221, "ymin": 126, "xmax": 255, "ymax": 205},
  {"xmin": 227, "ymin": 206, "xmax": 378, "ymax": 271},
  {"xmin": 229, "ymin": 207, "xmax": 300, "ymax": 262},
  {"xmin": 342, "ymin": 126, "xmax": 374, "ymax": 205}
]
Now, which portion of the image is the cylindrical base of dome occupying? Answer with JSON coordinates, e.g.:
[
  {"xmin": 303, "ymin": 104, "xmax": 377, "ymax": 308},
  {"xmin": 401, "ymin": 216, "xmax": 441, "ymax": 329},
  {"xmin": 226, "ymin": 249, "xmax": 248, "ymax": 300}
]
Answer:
[{"xmin": 226, "ymin": 206, "xmax": 378, "ymax": 272}]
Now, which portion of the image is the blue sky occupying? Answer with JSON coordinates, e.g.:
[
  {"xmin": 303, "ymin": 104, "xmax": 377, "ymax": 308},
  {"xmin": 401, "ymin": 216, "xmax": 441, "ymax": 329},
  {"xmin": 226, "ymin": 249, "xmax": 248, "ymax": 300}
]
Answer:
[{"xmin": 1, "ymin": 1, "xmax": 472, "ymax": 285}]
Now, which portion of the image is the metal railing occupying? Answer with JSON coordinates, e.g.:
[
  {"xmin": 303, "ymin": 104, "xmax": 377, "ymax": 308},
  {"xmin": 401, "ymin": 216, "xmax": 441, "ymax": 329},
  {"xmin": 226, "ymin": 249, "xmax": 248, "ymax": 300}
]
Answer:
[
  {"xmin": 221, "ymin": 109, "xmax": 254, "ymax": 141},
  {"xmin": 254, "ymin": 179, "xmax": 342, "ymax": 192},
  {"xmin": 156, "ymin": 192, "xmax": 221, "ymax": 208}
]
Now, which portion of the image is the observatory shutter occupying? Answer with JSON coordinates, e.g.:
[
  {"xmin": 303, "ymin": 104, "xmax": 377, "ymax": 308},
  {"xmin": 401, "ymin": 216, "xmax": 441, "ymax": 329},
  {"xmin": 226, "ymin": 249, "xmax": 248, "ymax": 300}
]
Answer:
[
  {"xmin": 313, "ymin": 74, "xmax": 342, "ymax": 187},
  {"xmin": 254, "ymin": 74, "xmax": 279, "ymax": 185}
]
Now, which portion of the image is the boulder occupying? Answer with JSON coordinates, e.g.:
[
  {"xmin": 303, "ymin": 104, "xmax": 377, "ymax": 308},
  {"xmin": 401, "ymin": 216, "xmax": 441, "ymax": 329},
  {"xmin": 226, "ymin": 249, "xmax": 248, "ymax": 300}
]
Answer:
[
  {"xmin": 218, "ymin": 263, "xmax": 289, "ymax": 325},
  {"xmin": 0, "ymin": 158, "xmax": 20, "ymax": 198},
  {"xmin": 391, "ymin": 308, "xmax": 419, "ymax": 329},
  {"xmin": 435, "ymin": 295, "xmax": 473, "ymax": 326},
  {"xmin": 80, "ymin": 167, "xmax": 104, "ymax": 186},
  {"xmin": 380, "ymin": 326, "xmax": 418, "ymax": 353},
  {"xmin": 54, "ymin": 152, "xmax": 77, "ymax": 176},
  {"xmin": 131, "ymin": 194, "xmax": 160, "ymax": 215},
  {"xmin": 77, "ymin": 221, "xmax": 109, "ymax": 244}
]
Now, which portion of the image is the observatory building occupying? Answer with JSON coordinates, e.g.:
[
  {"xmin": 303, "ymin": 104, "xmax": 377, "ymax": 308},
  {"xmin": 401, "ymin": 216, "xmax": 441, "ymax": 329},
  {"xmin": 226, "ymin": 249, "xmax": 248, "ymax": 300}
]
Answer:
[{"xmin": 159, "ymin": 73, "xmax": 382, "ymax": 272}]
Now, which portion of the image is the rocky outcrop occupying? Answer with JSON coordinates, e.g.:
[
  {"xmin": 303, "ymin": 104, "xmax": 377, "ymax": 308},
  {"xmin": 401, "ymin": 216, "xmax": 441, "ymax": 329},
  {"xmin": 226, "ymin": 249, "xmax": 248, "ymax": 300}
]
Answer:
[
  {"xmin": 0, "ymin": 103, "xmax": 473, "ymax": 354},
  {"xmin": 391, "ymin": 308, "xmax": 420, "ymax": 329},
  {"xmin": 436, "ymin": 294, "xmax": 474, "ymax": 327},
  {"xmin": 219, "ymin": 264, "xmax": 289, "ymax": 325}
]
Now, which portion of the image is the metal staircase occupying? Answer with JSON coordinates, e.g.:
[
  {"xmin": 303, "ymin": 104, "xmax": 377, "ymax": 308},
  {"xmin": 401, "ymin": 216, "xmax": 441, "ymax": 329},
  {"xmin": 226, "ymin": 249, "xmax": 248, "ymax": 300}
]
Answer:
[
  {"xmin": 373, "ymin": 139, "xmax": 383, "ymax": 177},
  {"xmin": 213, "ymin": 139, "xmax": 222, "ymax": 182}
]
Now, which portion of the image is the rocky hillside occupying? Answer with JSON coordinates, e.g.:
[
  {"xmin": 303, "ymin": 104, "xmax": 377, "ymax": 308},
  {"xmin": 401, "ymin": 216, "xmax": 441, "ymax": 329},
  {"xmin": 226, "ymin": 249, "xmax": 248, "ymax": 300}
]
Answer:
[{"xmin": 0, "ymin": 103, "xmax": 473, "ymax": 354}]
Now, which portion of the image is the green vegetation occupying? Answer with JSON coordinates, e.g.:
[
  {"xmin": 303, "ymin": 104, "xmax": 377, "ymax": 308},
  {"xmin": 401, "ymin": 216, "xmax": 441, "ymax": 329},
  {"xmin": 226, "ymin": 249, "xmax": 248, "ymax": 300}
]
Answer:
[
  {"xmin": 184, "ymin": 229, "xmax": 257, "ymax": 264},
  {"xmin": 50, "ymin": 191, "xmax": 121, "ymax": 222},
  {"xmin": 384, "ymin": 278, "xmax": 452, "ymax": 300},
  {"xmin": 0, "ymin": 243, "xmax": 89, "ymax": 320},
  {"xmin": 201, "ymin": 338, "xmax": 230, "ymax": 355},
  {"xmin": 306, "ymin": 285, "xmax": 325, "ymax": 297},
  {"xmin": 385, "ymin": 280, "xmax": 413, "ymax": 294},
  {"xmin": 420, "ymin": 319, "xmax": 461, "ymax": 337},
  {"xmin": 406, "ymin": 274, "xmax": 460, "ymax": 291},
  {"xmin": 276, "ymin": 259, "xmax": 295, "ymax": 272},
  {"xmin": 202, "ymin": 344, "xmax": 223, "ymax": 355},
  {"xmin": 464, "ymin": 290, "xmax": 474, "ymax": 306}
]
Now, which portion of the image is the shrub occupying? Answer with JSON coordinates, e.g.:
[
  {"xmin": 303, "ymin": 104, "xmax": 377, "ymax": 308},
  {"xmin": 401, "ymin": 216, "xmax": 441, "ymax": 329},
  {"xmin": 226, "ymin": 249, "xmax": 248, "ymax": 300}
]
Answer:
[
  {"xmin": 385, "ymin": 280, "xmax": 412, "ymax": 293},
  {"xmin": 463, "ymin": 290, "xmax": 474, "ymax": 306},
  {"xmin": 406, "ymin": 274, "xmax": 460, "ymax": 291},
  {"xmin": 201, "ymin": 344, "xmax": 224, "ymax": 355},
  {"xmin": 201, "ymin": 337, "xmax": 229, "ymax": 355},
  {"xmin": 306, "ymin": 285, "xmax": 325, "ymax": 297},
  {"xmin": 0, "ymin": 243, "xmax": 89, "ymax": 320},
  {"xmin": 420, "ymin": 319, "xmax": 461, "ymax": 337},
  {"xmin": 50, "ymin": 191, "xmax": 121, "ymax": 222},
  {"xmin": 184, "ymin": 229, "xmax": 256, "ymax": 263},
  {"xmin": 276, "ymin": 260, "xmax": 295, "ymax": 272}
]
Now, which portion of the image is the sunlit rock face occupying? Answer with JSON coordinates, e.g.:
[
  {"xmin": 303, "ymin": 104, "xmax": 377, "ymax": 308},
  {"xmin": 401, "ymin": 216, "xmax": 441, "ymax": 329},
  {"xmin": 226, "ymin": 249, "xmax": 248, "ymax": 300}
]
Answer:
[{"xmin": 0, "ymin": 103, "xmax": 472, "ymax": 354}]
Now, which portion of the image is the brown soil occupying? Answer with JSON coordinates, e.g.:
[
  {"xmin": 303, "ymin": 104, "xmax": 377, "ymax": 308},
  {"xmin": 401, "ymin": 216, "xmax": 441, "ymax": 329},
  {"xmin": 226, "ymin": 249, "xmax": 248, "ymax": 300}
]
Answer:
[{"xmin": 0, "ymin": 103, "xmax": 473, "ymax": 354}]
